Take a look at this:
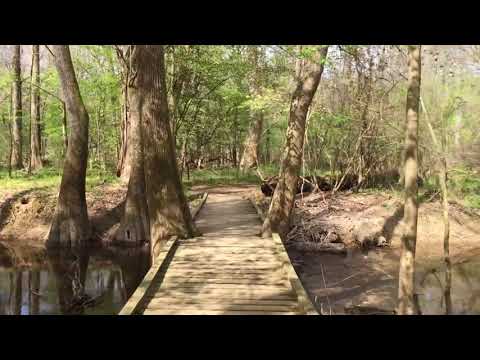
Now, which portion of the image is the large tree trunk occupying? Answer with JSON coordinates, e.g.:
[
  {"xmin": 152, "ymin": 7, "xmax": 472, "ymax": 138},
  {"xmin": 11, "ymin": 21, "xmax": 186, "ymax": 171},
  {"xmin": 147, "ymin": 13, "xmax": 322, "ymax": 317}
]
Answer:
[
  {"xmin": 240, "ymin": 46, "xmax": 263, "ymax": 172},
  {"xmin": 47, "ymin": 46, "xmax": 90, "ymax": 248},
  {"xmin": 136, "ymin": 46, "xmax": 197, "ymax": 253},
  {"xmin": 262, "ymin": 46, "xmax": 329, "ymax": 238},
  {"xmin": 397, "ymin": 45, "xmax": 422, "ymax": 315},
  {"xmin": 30, "ymin": 45, "xmax": 43, "ymax": 172},
  {"xmin": 114, "ymin": 46, "xmax": 150, "ymax": 246},
  {"xmin": 11, "ymin": 45, "xmax": 23, "ymax": 169}
]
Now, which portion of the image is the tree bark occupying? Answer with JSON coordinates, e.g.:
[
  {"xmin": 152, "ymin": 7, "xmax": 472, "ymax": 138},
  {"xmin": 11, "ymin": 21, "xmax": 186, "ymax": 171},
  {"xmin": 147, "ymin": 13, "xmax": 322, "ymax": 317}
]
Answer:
[
  {"xmin": 47, "ymin": 46, "xmax": 90, "ymax": 248},
  {"xmin": 11, "ymin": 45, "xmax": 23, "ymax": 169},
  {"xmin": 136, "ymin": 46, "xmax": 198, "ymax": 252},
  {"xmin": 397, "ymin": 45, "xmax": 422, "ymax": 315},
  {"xmin": 117, "ymin": 46, "xmax": 198, "ymax": 254},
  {"xmin": 29, "ymin": 45, "xmax": 43, "ymax": 171},
  {"xmin": 262, "ymin": 46, "xmax": 329, "ymax": 238},
  {"xmin": 114, "ymin": 46, "xmax": 150, "ymax": 247}
]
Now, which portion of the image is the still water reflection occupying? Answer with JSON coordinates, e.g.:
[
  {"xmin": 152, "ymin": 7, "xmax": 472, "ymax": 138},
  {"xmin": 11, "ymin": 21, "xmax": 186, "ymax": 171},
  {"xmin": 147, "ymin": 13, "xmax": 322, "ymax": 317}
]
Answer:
[
  {"xmin": 418, "ymin": 258, "xmax": 480, "ymax": 315},
  {"xmin": 0, "ymin": 246, "xmax": 150, "ymax": 315}
]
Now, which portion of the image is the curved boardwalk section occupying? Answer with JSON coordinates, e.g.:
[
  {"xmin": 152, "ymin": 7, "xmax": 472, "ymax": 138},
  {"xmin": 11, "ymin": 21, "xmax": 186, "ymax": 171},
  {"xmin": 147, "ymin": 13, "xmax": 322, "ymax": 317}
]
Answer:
[{"xmin": 120, "ymin": 189, "xmax": 317, "ymax": 315}]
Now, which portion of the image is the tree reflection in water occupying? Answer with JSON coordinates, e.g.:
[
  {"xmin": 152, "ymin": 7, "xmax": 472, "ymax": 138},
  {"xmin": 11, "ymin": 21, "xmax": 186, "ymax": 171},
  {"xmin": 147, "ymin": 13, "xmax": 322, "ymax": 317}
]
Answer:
[
  {"xmin": 28, "ymin": 270, "xmax": 40, "ymax": 315},
  {"xmin": 418, "ymin": 258, "xmax": 480, "ymax": 315},
  {"xmin": 47, "ymin": 248, "xmax": 91, "ymax": 314},
  {"xmin": 0, "ymin": 245, "xmax": 151, "ymax": 315}
]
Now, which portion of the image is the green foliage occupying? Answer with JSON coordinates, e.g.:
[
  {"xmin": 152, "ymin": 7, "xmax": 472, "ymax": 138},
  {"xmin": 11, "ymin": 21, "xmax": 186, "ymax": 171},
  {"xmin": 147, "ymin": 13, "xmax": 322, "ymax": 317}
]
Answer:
[
  {"xmin": 449, "ymin": 168, "xmax": 480, "ymax": 209},
  {"xmin": 1, "ymin": 44, "xmax": 479, "ymax": 219},
  {"xmin": 0, "ymin": 167, "xmax": 61, "ymax": 191},
  {"xmin": 182, "ymin": 168, "xmax": 259, "ymax": 187},
  {"xmin": 299, "ymin": 46, "xmax": 318, "ymax": 60},
  {"xmin": 0, "ymin": 166, "xmax": 118, "ymax": 193},
  {"xmin": 182, "ymin": 164, "xmax": 280, "ymax": 188},
  {"xmin": 464, "ymin": 193, "xmax": 480, "ymax": 209}
]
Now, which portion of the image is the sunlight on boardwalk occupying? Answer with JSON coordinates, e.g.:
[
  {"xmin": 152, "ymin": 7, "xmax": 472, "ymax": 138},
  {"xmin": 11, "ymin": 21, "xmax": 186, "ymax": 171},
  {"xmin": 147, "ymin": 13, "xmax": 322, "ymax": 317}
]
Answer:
[{"xmin": 121, "ymin": 190, "xmax": 314, "ymax": 315}]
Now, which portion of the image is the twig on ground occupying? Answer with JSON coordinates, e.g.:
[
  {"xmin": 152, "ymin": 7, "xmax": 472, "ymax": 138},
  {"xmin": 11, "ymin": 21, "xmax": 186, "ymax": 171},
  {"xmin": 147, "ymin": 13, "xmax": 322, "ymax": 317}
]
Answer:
[{"xmin": 327, "ymin": 272, "xmax": 363, "ymax": 287}]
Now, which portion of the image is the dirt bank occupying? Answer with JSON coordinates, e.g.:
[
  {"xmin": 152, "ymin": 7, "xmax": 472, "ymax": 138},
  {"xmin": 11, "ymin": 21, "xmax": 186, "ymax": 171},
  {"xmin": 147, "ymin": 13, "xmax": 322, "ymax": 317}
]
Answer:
[
  {"xmin": 0, "ymin": 184, "xmax": 126, "ymax": 244},
  {"xmin": 0, "ymin": 184, "xmax": 127, "ymax": 265}
]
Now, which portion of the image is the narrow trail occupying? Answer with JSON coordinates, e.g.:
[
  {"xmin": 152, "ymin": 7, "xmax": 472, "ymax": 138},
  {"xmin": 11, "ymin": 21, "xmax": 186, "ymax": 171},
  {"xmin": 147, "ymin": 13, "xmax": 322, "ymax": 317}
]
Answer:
[{"xmin": 120, "ymin": 186, "xmax": 315, "ymax": 315}]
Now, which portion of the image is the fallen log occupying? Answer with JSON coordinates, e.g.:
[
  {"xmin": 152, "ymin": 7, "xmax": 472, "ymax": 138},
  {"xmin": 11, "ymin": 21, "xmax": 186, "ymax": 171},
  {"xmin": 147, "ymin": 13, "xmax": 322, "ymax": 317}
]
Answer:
[
  {"xmin": 344, "ymin": 304, "xmax": 396, "ymax": 315},
  {"xmin": 259, "ymin": 176, "xmax": 323, "ymax": 197},
  {"xmin": 286, "ymin": 241, "xmax": 347, "ymax": 254}
]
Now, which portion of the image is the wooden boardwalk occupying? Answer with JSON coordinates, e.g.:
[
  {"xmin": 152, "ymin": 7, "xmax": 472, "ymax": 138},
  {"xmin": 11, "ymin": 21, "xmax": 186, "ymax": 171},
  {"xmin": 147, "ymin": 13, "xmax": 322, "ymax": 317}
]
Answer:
[{"xmin": 119, "ymin": 189, "xmax": 317, "ymax": 315}]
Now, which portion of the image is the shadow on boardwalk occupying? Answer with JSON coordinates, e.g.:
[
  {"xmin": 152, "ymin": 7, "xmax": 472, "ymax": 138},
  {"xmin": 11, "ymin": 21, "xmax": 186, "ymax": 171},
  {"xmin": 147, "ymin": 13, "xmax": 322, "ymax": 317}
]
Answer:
[{"xmin": 133, "ymin": 189, "xmax": 303, "ymax": 315}]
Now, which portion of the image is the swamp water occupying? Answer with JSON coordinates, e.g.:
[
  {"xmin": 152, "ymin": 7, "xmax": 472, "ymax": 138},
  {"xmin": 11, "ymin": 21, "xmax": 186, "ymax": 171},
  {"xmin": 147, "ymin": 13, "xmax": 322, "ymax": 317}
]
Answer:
[
  {"xmin": 418, "ymin": 257, "xmax": 480, "ymax": 314},
  {"xmin": 295, "ymin": 247, "xmax": 480, "ymax": 315},
  {"xmin": 0, "ymin": 246, "xmax": 150, "ymax": 315},
  {"xmin": 3, "ymin": 242, "xmax": 480, "ymax": 315}
]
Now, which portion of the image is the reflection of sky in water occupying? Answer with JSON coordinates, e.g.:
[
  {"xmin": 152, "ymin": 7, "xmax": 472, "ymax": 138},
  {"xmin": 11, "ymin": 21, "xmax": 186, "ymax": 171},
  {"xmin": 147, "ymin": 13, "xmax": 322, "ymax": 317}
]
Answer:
[{"xmin": 0, "ymin": 249, "xmax": 150, "ymax": 315}]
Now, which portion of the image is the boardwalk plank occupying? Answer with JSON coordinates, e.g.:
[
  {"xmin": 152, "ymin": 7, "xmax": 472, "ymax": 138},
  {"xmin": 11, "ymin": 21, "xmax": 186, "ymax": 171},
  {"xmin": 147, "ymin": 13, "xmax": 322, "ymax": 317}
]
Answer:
[
  {"xmin": 163, "ymin": 268, "xmax": 284, "ymax": 276},
  {"xmin": 119, "ymin": 190, "xmax": 317, "ymax": 315},
  {"xmin": 143, "ymin": 309, "xmax": 296, "ymax": 315},
  {"xmin": 145, "ymin": 302, "xmax": 297, "ymax": 312},
  {"xmin": 147, "ymin": 298, "xmax": 298, "ymax": 307},
  {"xmin": 161, "ymin": 278, "xmax": 287, "ymax": 286},
  {"xmin": 150, "ymin": 290, "xmax": 296, "ymax": 300}
]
